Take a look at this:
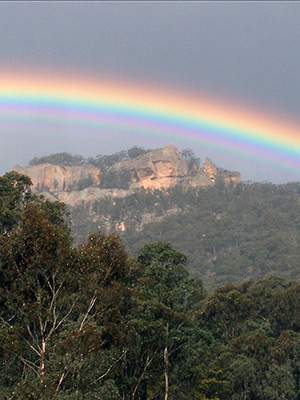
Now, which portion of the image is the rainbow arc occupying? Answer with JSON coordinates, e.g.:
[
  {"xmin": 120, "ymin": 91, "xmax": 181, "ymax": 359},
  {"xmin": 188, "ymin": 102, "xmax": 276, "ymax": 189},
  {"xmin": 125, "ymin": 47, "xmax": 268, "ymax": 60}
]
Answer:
[{"xmin": 1, "ymin": 71, "xmax": 300, "ymax": 173}]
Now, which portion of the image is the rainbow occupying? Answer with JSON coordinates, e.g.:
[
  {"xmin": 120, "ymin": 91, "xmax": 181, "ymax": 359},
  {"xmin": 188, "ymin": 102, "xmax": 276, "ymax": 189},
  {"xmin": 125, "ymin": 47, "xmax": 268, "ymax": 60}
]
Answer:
[{"xmin": 1, "ymin": 70, "xmax": 300, "ymax": 177}]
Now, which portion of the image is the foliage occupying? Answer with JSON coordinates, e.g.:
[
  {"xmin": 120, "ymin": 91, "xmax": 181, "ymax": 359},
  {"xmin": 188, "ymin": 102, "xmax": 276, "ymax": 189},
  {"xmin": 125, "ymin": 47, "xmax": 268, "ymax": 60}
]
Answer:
[
  {"xmin": 29, "ymin": 147, "xmax": 151, "ymax": 169},
  {"xmin": 1, "ymin": 172, "xmax": 300, "ymax": 399},
  {"xmin": 87, "ymin": 146, "xmax": 150, "ymax": 170},
  {"xmin": 0, "ymin": 171, "xmax": 33, "ymax": 233},
  {"xmin": 77, "ymin": 175, "xmax": 95, "ymax": 191},
  {"xmin": 180, "ymin": 148, "xmax": 200, "ymax": 175},
  {"xmin": 29, "ymin": 152, "xmax": 85, "ymax": 167},
  {"xmin": 71, "ymin": 181, "xmax": 300, "ymax": 290},
  {"xmin": 100, "ymin": 168, "xmax": 132, "ymax": 190}
]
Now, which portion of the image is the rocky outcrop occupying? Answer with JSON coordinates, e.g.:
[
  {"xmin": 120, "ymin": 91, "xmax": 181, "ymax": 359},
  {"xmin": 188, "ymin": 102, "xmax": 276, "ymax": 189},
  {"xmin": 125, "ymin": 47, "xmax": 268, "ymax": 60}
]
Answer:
[
  {"xmin": 52, "ymin": 188, "xmax": 133, "ymax": 207},
  {"xmin": 109, "ymin": 144, "xmax": 189, "ymax": 190},
  {"xmin": 219, "ymin": 171, "xmax": 242, "ymax": 186},
  {"xmin": 203, "ymin": 157, "xmax": 218, "ymax": 183},
  {"xmin": 13, "ymin": 145, "xmax": 241, "ymax": 206},
  {"xmin": 13, "ymin": 164, "xmax": 101, "ymax": 193}
]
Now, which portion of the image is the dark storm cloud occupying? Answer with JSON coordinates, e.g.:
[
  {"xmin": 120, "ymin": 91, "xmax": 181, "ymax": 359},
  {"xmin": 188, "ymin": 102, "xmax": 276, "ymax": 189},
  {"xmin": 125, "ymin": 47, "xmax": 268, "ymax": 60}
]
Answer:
[
  {"xmin": 1, "ymin": 2, "xmax": 299, "ymax": 113},
  {"xmin": 1, "ymin": 2, "xmax": 300, "ymax": 181}
]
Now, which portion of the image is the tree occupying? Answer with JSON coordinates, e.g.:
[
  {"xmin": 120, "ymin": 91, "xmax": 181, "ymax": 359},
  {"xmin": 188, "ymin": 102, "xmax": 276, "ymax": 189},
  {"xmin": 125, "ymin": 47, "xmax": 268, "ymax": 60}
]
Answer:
[
  {"xmin": 0, "ymin": 197, "xmax": 131, "ymax": 398},
  {"xmin": 127, "ymin": 146, "xmax": 147, "ymax": 159},
  {"xmin": 0, "ymin": 202, "xmax": 73, "ymax": 398},
  {"xmin": 180, "ymin": 149, "xmax": 200, "ymax": 175},
  {"xmin": 137, "ymin": 242, "xmax": 189, "ymax": 308},
  {"xmin": 29, "ymin": 153, "xmax": 84, "ymax": 167},
  {"xmin": 0, "ymin": 171, "xmax": 32, "ymax": 233},
  {"xmin": 120, "ymin": 242, "xmax": 204, "ymax": 400}
]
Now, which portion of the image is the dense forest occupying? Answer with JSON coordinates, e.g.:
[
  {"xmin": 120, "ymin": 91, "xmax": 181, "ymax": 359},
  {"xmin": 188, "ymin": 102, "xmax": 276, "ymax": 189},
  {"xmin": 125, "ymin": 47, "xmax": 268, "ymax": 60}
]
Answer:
[
  {"xmin": 71, "ymin": 179, "xmax": 300, "ymax": 291},
  {"xmin": 1, "ymin": 172, "xmax": 300, "ymax": 399}
]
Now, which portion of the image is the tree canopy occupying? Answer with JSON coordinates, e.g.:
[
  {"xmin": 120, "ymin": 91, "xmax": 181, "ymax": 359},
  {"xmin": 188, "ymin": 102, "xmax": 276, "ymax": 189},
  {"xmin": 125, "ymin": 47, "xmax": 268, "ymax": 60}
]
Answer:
[
  {"xmin": 71, "ymin": 181, "xmax": 300, "ymax": 290},
  {"xmin": 1, "ymin": 172, "xmax": 300, "ymax": 399}
]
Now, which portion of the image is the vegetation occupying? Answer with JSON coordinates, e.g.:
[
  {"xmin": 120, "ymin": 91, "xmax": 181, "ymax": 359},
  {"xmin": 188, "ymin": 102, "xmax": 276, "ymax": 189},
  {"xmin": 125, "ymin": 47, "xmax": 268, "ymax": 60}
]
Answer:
[
  {"xmin": 71, "ymin": 181, "xmax": 300, "ymax": 291},
  {"xmin": 180, "ymin": 148, "xmax": 200, "ymax": 175},
  {"xmin": 29, "ymin": 146, "xmax": 150, "ymax": 169},
  {"xmin": 88, "ymin": 146, "xmax": 150, "ymax": 169},
  {"xmin": 1, "ymin": 172, "xmax": 300, "ymax": 399},
  {"xmin": 29, "ymin": 147, "xmax": 151, "ymax": 191},
  {"xmin": 29, "ymin": 152, "xmax": 85, "ymax": 167},
  {"xmin": 100, "ymin": 168, "xmax": 132, "ymax": 190}
]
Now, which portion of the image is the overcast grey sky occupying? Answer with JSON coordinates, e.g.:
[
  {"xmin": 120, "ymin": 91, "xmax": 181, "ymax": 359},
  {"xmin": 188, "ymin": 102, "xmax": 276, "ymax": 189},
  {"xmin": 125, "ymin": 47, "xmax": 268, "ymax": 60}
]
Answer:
[{"xmin": 1, "ymin": 2, "xmax": 300, "ymax": 182}]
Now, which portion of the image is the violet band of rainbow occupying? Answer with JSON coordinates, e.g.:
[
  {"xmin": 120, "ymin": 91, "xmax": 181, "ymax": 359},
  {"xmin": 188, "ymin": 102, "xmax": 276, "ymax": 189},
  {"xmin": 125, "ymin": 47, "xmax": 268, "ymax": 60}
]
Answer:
[{"xmin": 1, "ymin": 72, "xmax": 300, "ymax": 174}]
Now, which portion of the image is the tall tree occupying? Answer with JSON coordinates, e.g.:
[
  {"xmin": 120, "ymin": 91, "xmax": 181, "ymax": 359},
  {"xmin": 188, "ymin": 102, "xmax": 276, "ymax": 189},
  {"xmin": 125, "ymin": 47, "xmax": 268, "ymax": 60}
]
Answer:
[
  {"xmin": 0, "ymin": 171, "xmax": 32, "ymax": 233},
  {"xmin": 0, "ymin": 200, "xmax": 131, "ymax": 399}
]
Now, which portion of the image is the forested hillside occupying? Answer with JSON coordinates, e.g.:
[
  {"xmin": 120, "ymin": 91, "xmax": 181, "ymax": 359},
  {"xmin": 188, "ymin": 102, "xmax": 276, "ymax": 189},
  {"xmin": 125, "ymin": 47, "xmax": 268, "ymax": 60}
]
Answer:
[
  {"xmin": 1, "ymin": 172, "xmax": 300, "ymax": 399},
  {"xmin": 71, "ymin": 180, "xmax": 300, "ymax": 291}
]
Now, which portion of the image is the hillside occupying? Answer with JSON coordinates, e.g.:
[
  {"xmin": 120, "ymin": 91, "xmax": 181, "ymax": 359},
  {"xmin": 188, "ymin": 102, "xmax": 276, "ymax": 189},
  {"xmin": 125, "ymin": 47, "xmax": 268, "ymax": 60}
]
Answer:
[
  {"xmin": 13, "ymin": 145, "xmax": 300, "ymax": 290},
  {"xmin": 70, "ymin": 181, "xmax": 300, "ymax": 290}
]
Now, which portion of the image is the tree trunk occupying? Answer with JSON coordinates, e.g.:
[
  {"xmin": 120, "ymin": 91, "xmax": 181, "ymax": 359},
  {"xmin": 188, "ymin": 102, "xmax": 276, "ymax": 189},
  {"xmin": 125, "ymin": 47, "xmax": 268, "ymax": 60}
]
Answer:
[
  {"xmin": 164, "ymin": 346, "xmax": 169, "ymax": 400},
  {"xmin": 164, "ymin": 322, "xmax": 169, "ymax": 400},
  {"xmin": 40, "ymin": 336, "xmax": 46, "ymax": 379}
]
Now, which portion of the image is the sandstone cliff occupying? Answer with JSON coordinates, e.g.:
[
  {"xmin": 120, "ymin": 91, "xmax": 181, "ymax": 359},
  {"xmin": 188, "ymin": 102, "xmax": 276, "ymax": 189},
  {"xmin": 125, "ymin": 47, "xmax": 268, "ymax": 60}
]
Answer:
[
  {"xmin": 110, "ymin": 144, "xmax": 189, "ymax": 190},
  {"xmin": 13, "ymin": 145, "xmax": 241, "ymax": 206},
  {"xmin": 13, "ymin": 164, "xmax": 101, "ymax": 193}
]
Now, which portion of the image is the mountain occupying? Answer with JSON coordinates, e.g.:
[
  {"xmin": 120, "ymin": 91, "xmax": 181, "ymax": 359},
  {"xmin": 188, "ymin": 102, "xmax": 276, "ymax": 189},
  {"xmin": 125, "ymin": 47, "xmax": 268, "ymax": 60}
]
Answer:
[
  {"xmin": 13, "ymin": 144, "xmax": 240, "ymax": 206},
  {"xmin": 13, "ymin": 145, "xmax": 300, "ymax": 291}
]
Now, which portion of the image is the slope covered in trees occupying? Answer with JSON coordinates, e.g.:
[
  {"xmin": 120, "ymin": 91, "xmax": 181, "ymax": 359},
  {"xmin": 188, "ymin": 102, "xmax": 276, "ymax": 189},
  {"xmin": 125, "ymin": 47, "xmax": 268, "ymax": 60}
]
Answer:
[
  {"xmin": 1, "ymin": 172, "xmax": 300, "ymax": 399},
  {"xmin": 71, "ymin": 180, "xmax": 300, "ymax": 291}
]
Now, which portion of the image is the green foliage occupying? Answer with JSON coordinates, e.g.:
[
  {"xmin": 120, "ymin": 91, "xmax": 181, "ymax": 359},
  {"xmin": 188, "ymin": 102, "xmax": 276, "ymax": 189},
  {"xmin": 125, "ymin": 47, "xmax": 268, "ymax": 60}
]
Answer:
[
  {"xmin": 189, "ymin": 366, "xmax": 231, "ymax": 399},
  {"xmin": 0, "ymin": 171, "xmax": 70, "ymax": 237},
  {"xmin": 86, "ymin": 181, "xmax": 300, "ymax": 291},
  {"xmin": 1, "ymin": 171, "xmax": 300, "ymax": 399},
  {"xmin": 88, "ymin": 146, "xmax": 150, "ymax": 170},
  {"xmin": 180, "ymin": 148, "xmax": 200, "ymax": 175},
  {"xmin": 0, "ymin": 172, "xmax": 131, "ymax": 399},
  {"xmin": 0, "ymin": 171, "xmax": 33, "ymax": 233},
  {"xmin": 127, "ymin": 146, "xmax": 148, "ymax": 159},
  {"xmin": 29, "ymin": 152, "xmax": 85, "ymax": 166},
  {"xmin": 28, "ymin": 146, "xmax": 150, "ymax": 170},
  {"xmin": 100, "ymin": 168, "xmax": 132, "ymax": 190},
  {"xmin": 77, "ymin": 175, "xmax": 95, "ymax": 191},
  {"xmin": 137, "ymin": 242, "xmax": 190, "ymax": 308}
]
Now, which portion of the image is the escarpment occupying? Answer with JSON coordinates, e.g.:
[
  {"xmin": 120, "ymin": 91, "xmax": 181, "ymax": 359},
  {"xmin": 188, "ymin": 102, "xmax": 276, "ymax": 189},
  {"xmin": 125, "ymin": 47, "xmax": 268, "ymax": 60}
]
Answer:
[{"xmin": 13, "ymin": 145, "xmax": 241, "ymax": 206}]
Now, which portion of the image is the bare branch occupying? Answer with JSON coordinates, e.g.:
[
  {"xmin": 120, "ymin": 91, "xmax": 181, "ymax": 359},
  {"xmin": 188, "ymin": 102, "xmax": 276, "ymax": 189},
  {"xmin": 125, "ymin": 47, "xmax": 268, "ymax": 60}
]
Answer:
[
  {"xmin": 43, "ymin": 272, "xmax": 64, "ymax": 333},
  {"xmin": 169, "ymin": 341, "xmax": 187, "ymax": 356},
  {"xmin": 131, "ymin": 349, "xmax": 158, "ymax": 400},
  {"xmin": 24, "ymin": 339, "xmax": 42, "ymax": 357},
  {"xmin": 46, "ymin": 298, "xmax": 78, "ymax": 341},
  {"xmin": 0, "ymin": 316, "xmax": 14, "ymax": 329},
  {"xmin": 54, "ymin": 369, "xmax": 69, "ymax": 398},
  {"xmin": 79, "ymin": 293, "xmax": 97, "ymax": 331},
  {"xmin": 96, "ymin": 350, "xmax": 128, "ymax": 382},
  {"xmin": 38, "ymin": 314, "xmax": 44, "ymax": 338},
  {"xmin": 48, "ymin": 279, "xmax": 64, "ymax": 313},
  {"xmin": 20, "ymin": 357, "xmax": 40, "ymax": 378},
  {"xmin": 26, "ymin": 325, "xmax": 42, "ymax": 354}
]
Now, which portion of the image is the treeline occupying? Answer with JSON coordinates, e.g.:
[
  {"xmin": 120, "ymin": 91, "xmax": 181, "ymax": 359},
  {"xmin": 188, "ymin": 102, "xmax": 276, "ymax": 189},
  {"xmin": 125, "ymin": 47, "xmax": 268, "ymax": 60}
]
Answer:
[
  {"xmin": 29, "ymin": 146, "xmax": 150, "ymax": 169},
  {"xmin": 71, "ymin": 180, "xmax": 300, "ymax": 290},
  {"xmin": 1, "ymin": 172, "xmax": 300, "ymax": 399}
]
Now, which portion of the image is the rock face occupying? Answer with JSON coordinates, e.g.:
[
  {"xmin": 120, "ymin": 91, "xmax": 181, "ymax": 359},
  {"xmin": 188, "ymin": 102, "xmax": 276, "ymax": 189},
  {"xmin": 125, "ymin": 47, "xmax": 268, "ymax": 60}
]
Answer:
[
  {"xmin": 110, "ymin": 144, "xmax": 189, "ymax": 190},
  {"xmin": 13, "ymin": 145, "xmax": 241, "ymax": 206},
  {"xmin": 203, "ymin": 157, "xmax": 218, "ymax": 183},
  {"xmin": 13, "ymin": 164, "xmax": 101, "ymax": 193}
]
